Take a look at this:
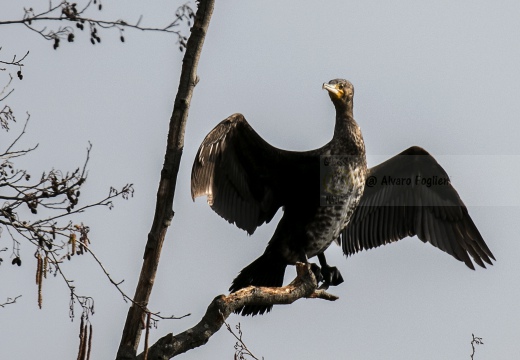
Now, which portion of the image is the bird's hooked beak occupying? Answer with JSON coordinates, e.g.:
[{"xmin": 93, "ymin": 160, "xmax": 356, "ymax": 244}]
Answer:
[{"xmin": 322, "ymin": 83, "xmax": 344, "ymax": 100}]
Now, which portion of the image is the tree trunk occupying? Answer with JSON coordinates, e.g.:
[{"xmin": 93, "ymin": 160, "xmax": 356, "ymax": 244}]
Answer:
[{"xmin": 115, "ymin": 1, "xmax": 216, "ymax": 358}]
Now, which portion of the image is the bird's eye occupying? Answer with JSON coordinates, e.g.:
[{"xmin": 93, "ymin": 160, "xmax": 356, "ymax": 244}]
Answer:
[{"xmin": 338, "ymin": 84, "xmax": 344, "ymax": 90}]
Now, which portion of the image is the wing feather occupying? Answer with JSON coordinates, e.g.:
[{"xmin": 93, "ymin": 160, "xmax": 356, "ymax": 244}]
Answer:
[
  {"xmin": 191, "ymin": 113, "xmax": 314, "ymax": 234},
  {"xmin": 341, "ymin": 146, "xmax": 495, "ymax": 269}
]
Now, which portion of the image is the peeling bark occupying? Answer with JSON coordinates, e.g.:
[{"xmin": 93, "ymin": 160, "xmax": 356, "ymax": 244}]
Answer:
[{"xmin": 136, "ymin": 263, "xmax": 338, "ymax": 360}]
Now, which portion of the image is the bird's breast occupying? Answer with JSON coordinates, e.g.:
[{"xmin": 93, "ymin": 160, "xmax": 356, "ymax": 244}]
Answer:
[{"xmin": 304, "ymin": 162, "xmax": 366, "ymax": 258}]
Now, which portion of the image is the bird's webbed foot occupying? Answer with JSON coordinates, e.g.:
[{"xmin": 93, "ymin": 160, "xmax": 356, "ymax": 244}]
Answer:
[
  {"xmin": 318, "ymin": 264, "xmax": 344, "ymax": 289},
  {"xmin": 298, "ymin": 252, "xmax": 343, "ymax": 289},
  {"xmin": 310, "ymin": 263, "xmax": 324, "ymax": 284},
  {"xmin": 317, "ymin": 253, "xmax": 344, "ymax": 290}
]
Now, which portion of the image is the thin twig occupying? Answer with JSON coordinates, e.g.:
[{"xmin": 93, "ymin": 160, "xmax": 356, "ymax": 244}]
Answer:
[
  {"xmin": 223, "ymin": 320, "xmax": 261, "ymax": 360},
  {"xmin": 0, "ymin": 295, "xmax": 22, "ymax": 308},
  {"xmin": 80, "ymin": 238, "xmax": 190, "ymax": 321},
  {"xmin": 470, "ymin": 334, "xmax": 484, "ymax": 360},
  {"xmin": 0, "ymin": 1, "xmax": 194, "ymax": 50},
  {"xmin": 0, "ymin": 50, "xmax": 30, "ymax": 68},
  {"xmin": 4, "ymin": 112, "xmax": 32, "ymax": 153}
]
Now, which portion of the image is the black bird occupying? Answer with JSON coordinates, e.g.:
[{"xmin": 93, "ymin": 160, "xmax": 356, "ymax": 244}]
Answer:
[{"xmin": 191, "ymin": 79, "xmax": 495, "ymax": 316}]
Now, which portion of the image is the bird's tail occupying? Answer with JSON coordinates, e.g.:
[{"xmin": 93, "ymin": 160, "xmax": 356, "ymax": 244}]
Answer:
[{"xmin": 229, "ymin": 250, "xmax": 287, "ymax": 316}]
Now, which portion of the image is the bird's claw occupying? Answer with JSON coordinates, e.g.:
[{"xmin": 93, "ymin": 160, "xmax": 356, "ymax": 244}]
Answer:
[
  {"xmin": 310, "ymin": 263, "xmax": 344, "ymax": 289},
  {"xmin": 324, "ymin": 265, "xmax": 344, "ymax": 286}
]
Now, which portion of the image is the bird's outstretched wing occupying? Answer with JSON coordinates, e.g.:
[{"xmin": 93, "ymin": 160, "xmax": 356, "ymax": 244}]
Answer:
[
  {"xmin": 340, "ymin": 146, "xmax": 495, "ymax": 269},
  {"xmin": 191, "ymin": 113, "xmax": 307, "ymax": 234}
]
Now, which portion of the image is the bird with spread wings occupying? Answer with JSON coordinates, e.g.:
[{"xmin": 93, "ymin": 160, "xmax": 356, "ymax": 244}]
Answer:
[{"xmin": 191, "ymin": 79, "xmax": 495, "ymax": 316}]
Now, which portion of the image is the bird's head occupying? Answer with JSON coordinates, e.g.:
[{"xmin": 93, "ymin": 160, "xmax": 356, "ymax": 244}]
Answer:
[{"xmin": 323, "ymin": 79, "xmax": 354, "ymax": 113}]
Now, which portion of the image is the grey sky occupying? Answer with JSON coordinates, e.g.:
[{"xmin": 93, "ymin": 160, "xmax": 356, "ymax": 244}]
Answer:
[{"xmin": 1, "ymin": 1, "xmax": 519, "ymax": 359}]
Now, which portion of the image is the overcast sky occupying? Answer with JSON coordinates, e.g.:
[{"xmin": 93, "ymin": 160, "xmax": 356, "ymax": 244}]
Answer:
[{"xmin": 1, "ymin": 1, "xmax": 519, "ymax": 359}]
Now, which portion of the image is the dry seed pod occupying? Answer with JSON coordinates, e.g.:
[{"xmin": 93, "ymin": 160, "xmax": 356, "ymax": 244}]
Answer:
[
  {"xmin": 70, "ymin": 233, "xmax": 77, "ymax": 256},
  {"xmin": 36, "ymin": 252, "xmax": 43, "ymax": 308},
  {"xmin": 38, "ymin": 279, "xmax": 42, "ymax": 309},
  {"xmin": 36, "ymin": 253, "xmax": 42, "ymax": 285},
  {"xmin": 43, "ymin": 256, "xmax": 48, "ymax": 279}
]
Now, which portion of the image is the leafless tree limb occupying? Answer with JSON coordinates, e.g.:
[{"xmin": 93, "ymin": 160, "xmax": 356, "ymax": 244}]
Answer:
[
  {"xmin": 0, "ymin": 295, "xmax": 22, "ymax": 308},
  {"xmin": 0, "ymin": 103, "xmax": 15, "ymax": 130},
  {"xmin": 0, "ymin": 72, "xmax": 21, "ymax": 129},
  {"xmin": 134, "ymin": 263, "xmax": 337, "ymax": 360},
  {"xmin": 0, "ymin": 49, "xmax": 29, "ymax": 71},
  {"xmin": 470, "ymin": 334, "xmax": 484, "ymax": 360},
  {"xmin": 81, "ymin": 237, "xmax": 190, "ymax": 321},
  {"xmin": 0, "ymin": 1, "xmax": 194, "ymax": 50},
  {"xmin": 0, "ymin": 49, "xmax": 29, "ymax": 85},
  {"xmin": 1, "ymin": 116, "xmax": 134, "ymax": 319},
  {"xmin": 3, "ymin": 112, "xmax": 32, "ymax": 153},
  {"xmin": 224, "ymin": 321, "xmax": 262, "ymax": 360},
  {"xmin": 115, "ymin": 0, "xmax": 215, "ymax": 358}
]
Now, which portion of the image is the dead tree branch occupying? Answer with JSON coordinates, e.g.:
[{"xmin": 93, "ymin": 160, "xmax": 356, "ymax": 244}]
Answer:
[
  {"xmin": 115, "ymin": 1, "xmax": 215, "ymax": 358},
  {"xmin": 135, "ymin": 263, "xmax": 337, "ymax": 359}
]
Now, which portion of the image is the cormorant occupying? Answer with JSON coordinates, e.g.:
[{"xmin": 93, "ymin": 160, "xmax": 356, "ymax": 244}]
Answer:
[{"xmin": 191, "ymin": 79, "xmax": 495, "ymax": 316}]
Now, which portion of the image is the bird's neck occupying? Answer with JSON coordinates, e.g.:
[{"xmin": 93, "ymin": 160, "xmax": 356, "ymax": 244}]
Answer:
[
  {"xmin": 333, "ymin": 101, "xmax": 353, "ymax": 128},
  {"xmin": 332, "ymin": 111, "xmax": 365, "ymax": 157},
  {"xmin": 333, "ymin": 110, "xmax": 356, "ymax": 138}
]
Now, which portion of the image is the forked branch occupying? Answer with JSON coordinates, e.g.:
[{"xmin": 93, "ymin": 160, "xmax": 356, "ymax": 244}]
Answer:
[
  {"xmin": 0, "ymin": 1, "xmax": 194, "ymax": 50},
  {"xmin": 136, "ymin": 263, "xmax": 337, "ymax": 359}
]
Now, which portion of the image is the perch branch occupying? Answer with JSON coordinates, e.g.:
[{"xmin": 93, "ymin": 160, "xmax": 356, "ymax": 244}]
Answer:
[{"xmin": 136, "ymin": 263, "xmax": 337, "ymax": 359}]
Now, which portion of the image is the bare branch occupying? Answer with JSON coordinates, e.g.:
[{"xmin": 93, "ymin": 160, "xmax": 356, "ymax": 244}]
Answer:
[
  {"xmin": 3, "ymin": 112, "xmax": 32, "ymax": 153},
  {"xmin": 0, "ymin": 1, "xmax": 194, "ymax": 50},
  {"xmin": 0, "ymin": 104, "xmax": 15, "ymax": 130},
  {"xmin": 116, "ymin": 1, "xmax": 215, "ymax": 358},
  {"xmin": 135, "ymin": 263, "xmax": 337, "ymax": 360},
  {"xmin": 1, "ymin": 73, "xmax": 14, "ymax": 99},
  {"xmin": 49, "ymin": 250, "xmax": 95, "ymax": 321},
  {"xmin": 471, "ymin": 334, "xmax": 484, "ymax": 360},
  {"xmin": 81, "ymin": 238, "xmax": 189, "ymax": 321},
  {"xmin": 224, "ymin": 321, "xmax": 261, "ymax": 360},
  {"xmin": 0, "ymin": 74, "xmax": 20, "ymax": 130},
  {"xmin": 0, "ymin": 49, "xmax": 27, "ymax": 82},
  {"xmin": 0, "ymin": 49, "xmax": 29, "ymax": 70},
  {"xmin": 0, "ymin": 295, "xmax": 22, "ymax": 308},
  {"xmin": 1, "ymin": 118, "xmax": 134, "ymax": 319}
]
